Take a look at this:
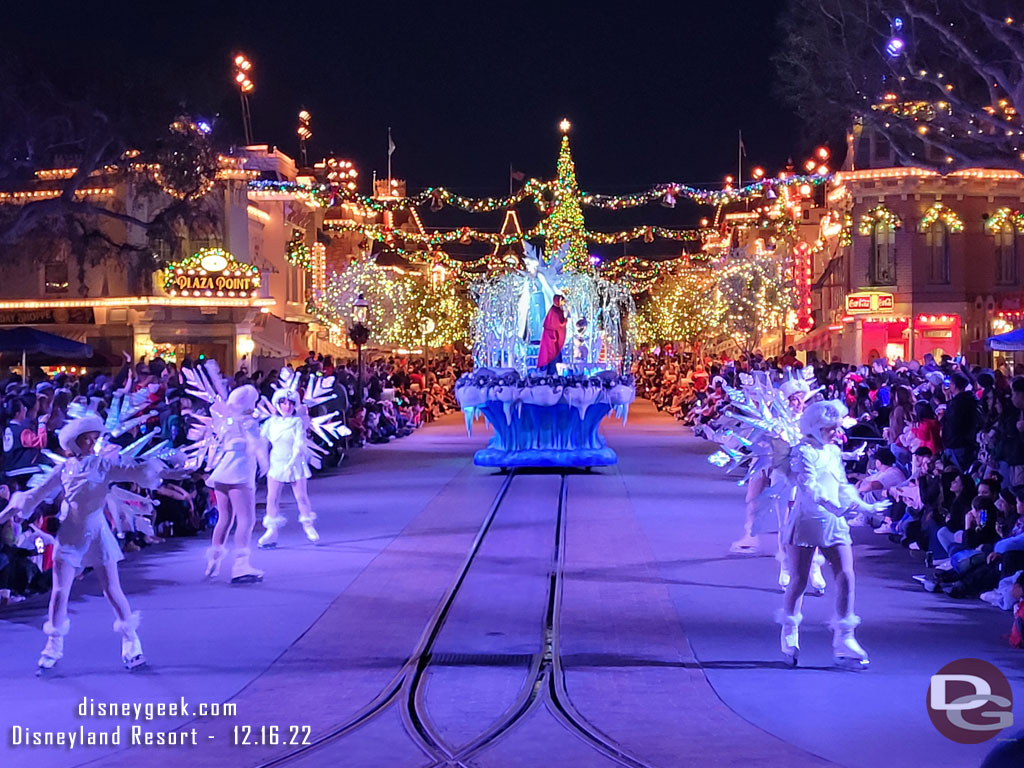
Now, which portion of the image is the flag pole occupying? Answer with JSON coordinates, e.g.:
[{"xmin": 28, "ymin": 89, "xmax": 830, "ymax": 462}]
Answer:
[
  {"xmin": 738, "ymin": 129, "xmax": 743, "ymax": 190},
  {"xmin": 387, "ymin": 127, "xmax": 392, "ymax": 187},
  {"xmin": 509, "ymin": 162, "xmax": 513, "ymax": 195}
]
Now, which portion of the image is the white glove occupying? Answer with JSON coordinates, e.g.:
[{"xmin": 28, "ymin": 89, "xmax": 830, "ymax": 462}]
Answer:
[{"xmin": 869, "ymin": 500, "xmax": 891, "ymax": 514}]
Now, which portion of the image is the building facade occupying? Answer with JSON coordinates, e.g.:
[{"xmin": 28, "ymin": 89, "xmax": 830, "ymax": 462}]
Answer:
[
  {"xmin": 0, "ymin": 145, "xmax": 336, "ymax": 374},
  {"xmin": 796, "ymin": 167, "xmax": 1024, "ymax": 366}
]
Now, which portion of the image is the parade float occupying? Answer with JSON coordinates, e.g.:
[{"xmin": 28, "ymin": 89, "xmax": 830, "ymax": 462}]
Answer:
[{"xmin": 455, "ymin": 242, "xmax": 636, "ymax": 469}]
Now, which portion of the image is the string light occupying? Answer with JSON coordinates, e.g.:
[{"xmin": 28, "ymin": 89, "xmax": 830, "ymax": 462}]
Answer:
[
  {"xmin": 163, "ymin": 248, "xmax": 260, "ymax": 298},
  {"xmin": 920, "ymin": 203, "xmax": 964, "ymax": 233},
  {"xmin": 858, "ymin": 205, "xmax": 902, "ymax": 236},
  {"xmin": 985, "ymin": 208, "xmax": 1024, "ymax": 234},
  {"xmin": 639, "ymin": 267, "xmax": 721, "ymax": 342}
]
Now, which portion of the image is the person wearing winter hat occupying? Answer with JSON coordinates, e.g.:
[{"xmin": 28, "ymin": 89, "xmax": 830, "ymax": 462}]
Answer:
[
  {"xmin": 772, "ymin": 377, "xmax": 828, "ymax": 597},
  {"xmin": 778, "ymin": 399, "xmax": 890, "ymax": 669},
  {"xmin": 204, "ymin": 384, "xmax": 269, "ymax": 583},
  {"xmin": 257, "ymin": 388, "xmax": 319, "ymax": 548},
  {"xmin": 0, "ymin": 411, "xmax": 162, "ymax": 672},
  {"xmin": 731, "ymin": 377, "xmax": 813, "ymax": 557}
]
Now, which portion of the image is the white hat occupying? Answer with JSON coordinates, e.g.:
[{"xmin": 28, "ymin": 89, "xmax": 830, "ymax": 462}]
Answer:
[
  {"xmin": 779, "ymin": 378, "xmax": 811, "ymax": 399},
  {"xmin": 926, "ymin": 371, "xmax": 945, "ymax": 387},
  {"xmin": 58, "ymin": 414, "xmax": 105, "ymax": 455},
  {"xmin": 227, "ymin": 384, "xmax": 259, "ymax": 411},
  {"xmin": 271, "ymin": 388, "xmax": 299, "ymax": 409},
  {"xmin": 799, "ymin": 400, "xmax": 848, "ymax": 439}
]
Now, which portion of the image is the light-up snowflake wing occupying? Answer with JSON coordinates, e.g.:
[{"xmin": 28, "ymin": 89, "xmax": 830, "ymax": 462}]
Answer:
[{"xmin": 271, "ymin": 369, "xmax": 351, "ymax": 470}]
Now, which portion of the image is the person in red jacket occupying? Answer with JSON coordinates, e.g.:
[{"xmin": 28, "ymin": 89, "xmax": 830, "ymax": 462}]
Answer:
[{"xmin": 537, "ymin": 295, "xmax": 568, "ymax": 375}]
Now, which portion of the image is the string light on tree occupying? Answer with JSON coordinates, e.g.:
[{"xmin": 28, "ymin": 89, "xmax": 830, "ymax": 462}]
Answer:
[{"xmin": 545, "ymin": 120, "xmax": 590, "ymax": 272}]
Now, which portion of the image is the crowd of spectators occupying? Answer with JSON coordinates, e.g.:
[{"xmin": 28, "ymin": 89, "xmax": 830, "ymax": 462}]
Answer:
[
  {"xmin": 636, "ymin": 345, "xmax": 1024, "ymax": 648},
  {"xmin": 0, "ymin": 350, "xmax": 471, "ymax": 607}
]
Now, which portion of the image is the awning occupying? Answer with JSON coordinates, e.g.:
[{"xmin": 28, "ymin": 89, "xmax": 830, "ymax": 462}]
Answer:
[
  {"xmin": 987, "ymin": 328, "xmax": 1024, "ymax": 351},
  {"xmin": 794, "ymin": 324, "xmax": 834, "ymax": 352}
]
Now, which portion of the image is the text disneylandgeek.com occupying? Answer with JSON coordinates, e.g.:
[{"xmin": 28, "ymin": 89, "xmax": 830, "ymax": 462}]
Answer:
[{"xmin": 7, "ymin": 697, "xmax": 313, "ymax": 749}]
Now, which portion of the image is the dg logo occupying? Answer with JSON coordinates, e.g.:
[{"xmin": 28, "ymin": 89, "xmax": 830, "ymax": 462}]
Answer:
[{"xmin": 927, "ymin": 659, "xmax": 1014, "ymax": 744}]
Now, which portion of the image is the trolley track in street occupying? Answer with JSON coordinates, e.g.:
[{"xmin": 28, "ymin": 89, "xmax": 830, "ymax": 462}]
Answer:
[{"xmin": 256, "ymin": 468, "xmax": 654, "ymax": 768}]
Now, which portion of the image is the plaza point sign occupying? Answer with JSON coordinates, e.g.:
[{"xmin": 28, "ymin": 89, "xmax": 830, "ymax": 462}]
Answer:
[
  {"xmin": 163, "ymin": 248, "xmax": 261, "ymax": 299},
  {"xmin": 846, "ymin": 291, "xmax": 894, "ymax": 314}
]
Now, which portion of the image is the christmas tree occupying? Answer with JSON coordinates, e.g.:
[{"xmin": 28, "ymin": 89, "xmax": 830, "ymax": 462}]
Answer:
[{"xmin": 545, "ymin": 127, "xmax": 590, "ymax": 273}]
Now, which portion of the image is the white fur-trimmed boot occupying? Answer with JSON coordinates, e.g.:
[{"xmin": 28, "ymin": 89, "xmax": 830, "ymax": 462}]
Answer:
[
  {"xmin": 299, "ymin": 512, "xmax": 320, "ymax": 544},
  {"xmin": 204, "ymin": 545, "xmax": 225, "ymax": 578},
  {"xmin": 776, "ymin": 550, "xmax": 791, "ymax": 589},
  {"xmin": 231, "ymin": 548, "xmax": 264, "ymax": 584},
  {"xmin": 808, "ymin": 551, "xmax": 827, "ymax": 596},
  {"xmin": 257, "ymin": 514, "xmax": 286, "ymax": 549},
  {"xmin": 38, "ymin": 619, "xmax": 70, "ymax": 673},
  {"xmin": 777, "ymin": 611, "xmax": 801, "ymax": 667},
  {"xmin": 114, "ymin": 612, "xmax": 145, "ymax": 670},
  {"xmin": 830, "ymin": 614, "xmax": 869, "ymax": 669}
]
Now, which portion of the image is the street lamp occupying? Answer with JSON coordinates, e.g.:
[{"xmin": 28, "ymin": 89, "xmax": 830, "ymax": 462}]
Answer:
[
  {"xmin": 350, "ymin": 294, "xmax": 370, "ymax": 408},
  {"xmin": 233, "ymin": 53, "xmax": 255, "ymax": 145},
  {"xmin": 297, "ymin": 110, "xmax": 312, "ymax": 166},
  {"xmin": 419, "ymin": 315, "xmax": 436, "ymax": 372}
]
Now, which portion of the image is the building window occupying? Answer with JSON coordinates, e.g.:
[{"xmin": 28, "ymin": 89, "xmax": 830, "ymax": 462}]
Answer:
[
  {"xmin": 44, "ymin": 261, "xmax": 69, "ymax": 293},
  {"xmin": 189, "ymin": 235, "xmax": 221, "ymax": 254},
  {"xmin": 995, "ymin": 224, "xmax": 1018, "ymax": 285},
  {"xmin": 869, "ymin": 223, "xmax": 896, "ymax": 285},
  {"xmin": 926, "ymin": 222, "xmax": 950, "ymax": 284}
]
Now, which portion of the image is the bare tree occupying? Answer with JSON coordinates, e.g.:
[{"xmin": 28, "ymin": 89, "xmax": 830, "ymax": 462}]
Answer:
[
  {"xmin": 775, "ymin": 0, "xmax": 1024, "ymax": 170},
  {"xmin": 0, "ymin": 61, "xmax": 221, "ymax": 294}
]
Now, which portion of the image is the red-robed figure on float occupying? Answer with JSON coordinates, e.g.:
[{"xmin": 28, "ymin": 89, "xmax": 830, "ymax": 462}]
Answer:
[{"xmin": 536, "ymin": 295, "xmax": 567, "ymax": 374}]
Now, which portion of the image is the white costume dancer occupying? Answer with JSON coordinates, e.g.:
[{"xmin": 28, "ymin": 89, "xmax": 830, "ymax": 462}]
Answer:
[
  {"xmin": 258, "ymin": 389, "xmax": 318, "ymax": 546},
  {"xmin": 255, "ymin": 368, "xmax": 349, "ymax": 549},
  {"xmin": 0, "ymin": 399, "xmax": 169, "ymax": 672},
  {"xmin": 774, "ymin": 378, "xmax": 826, "ymax": 596},
  {"xmin": 182, "ymin": 364, "xmax": 268, "ymax": 584},
  {"xmin": 710, "ymin": 370, "xmax": 827, "ymax": 595},
  {"xmin": 779, "ymin": 400, "xmax": 888, "ymax": 668}
]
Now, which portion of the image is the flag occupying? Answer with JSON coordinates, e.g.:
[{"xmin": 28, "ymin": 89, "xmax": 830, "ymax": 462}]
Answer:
[
  {"xmin": 388, "ymin": 130, "xmax": 396, "ymax": 156},
  {"xmin": 510, "ymin": 168, "xmax": 525, "ymax": 181},
  {"xmin": 738, "ymin": 130, "xmax": 747, "ymax": 158}
]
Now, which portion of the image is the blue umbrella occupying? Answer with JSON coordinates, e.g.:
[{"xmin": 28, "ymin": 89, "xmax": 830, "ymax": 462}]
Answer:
[
  {"xmin": 0, "ymin": 326, "xmax": 93, "ymax": 373},
  {"xmin": 986, "ymin": 327, "xmax": 1024, "ymax": 352}
]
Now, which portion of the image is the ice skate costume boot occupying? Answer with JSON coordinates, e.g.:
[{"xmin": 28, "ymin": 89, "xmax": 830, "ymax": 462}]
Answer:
[
  {"xmin": 831, "ymin": 614, "xmax": 869, "ymax": 669},
  {"xmin": 257, "ymin": 514, "xmax": 286, "ymax": 549},
  {"xmin": 299, "ymin": 512, "xmax": 320, "ymax": 544},
  {"xmin": 114, "ymin": 612, "xmax": 145, "ymax": 670},
  {"xmin": 778, "ymin": 612, "xmax": 801, "ymax": 667},
  {"xmin": 231, "ymin": 548, "xmax": 264, "ymax": 584},
  {"xmin": 808, "ymin": 551, "xmax": 827, "ymax": 596},
  {"xmin": 205, "ymin": 545, "xmax": 225, "ymax": 578},
  {"xmin": 777, "ymin": 550, "xmax": 790, "ymax": 589},
  {"xmin": 38, "ymin": 619, "xmax": 70, "ymax": 673}
]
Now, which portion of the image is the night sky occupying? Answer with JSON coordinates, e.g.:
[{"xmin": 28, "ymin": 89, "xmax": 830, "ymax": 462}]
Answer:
[{"xmin": 8, "ymin": 1, "xmax": 818, "ymax": 201}]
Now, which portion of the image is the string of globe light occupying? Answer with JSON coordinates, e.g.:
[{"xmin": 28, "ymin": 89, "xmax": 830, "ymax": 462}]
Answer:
[{"xmin": 254, "ymin": 173, "xmax": 829, "ymax": 215}]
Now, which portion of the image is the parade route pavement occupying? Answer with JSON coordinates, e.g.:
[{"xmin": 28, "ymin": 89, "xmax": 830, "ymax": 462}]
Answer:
[{"xmin": 1, "ymin": 401, "xmax": 1019, "ymax": 767}]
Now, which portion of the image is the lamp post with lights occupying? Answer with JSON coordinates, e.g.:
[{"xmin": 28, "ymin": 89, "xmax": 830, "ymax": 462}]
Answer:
[
  {"xmin": 350, "ymin": 294, "xmax": 370, "ymax": 408},
  {"xmin": 297, "ymin": 110, "xmax": 312, "ymax": 166},
  {"xmin": 233, "ymin": 54, "xmax": 255, "ymax": 145}
]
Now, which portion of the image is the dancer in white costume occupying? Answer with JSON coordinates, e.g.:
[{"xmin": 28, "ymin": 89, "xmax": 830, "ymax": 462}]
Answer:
[
  {"xmin": 1, "ymin": 400, "xmax": 168, "ymax": 672},
  {"xmin": 203, "ymin": 384, "xmax": 267, "ymax": 583},
  {"xmin": 254, "ymin": 367, "xmax": 349, "ymax": 549},
  {"xmin": 775, "ymin": 378, "xmax": 827, "ymax": 596},
  {"xmin": 779, "ymin": 400, "xmax": 888, "ymax": 668},
  {"xmin": 258, "ymin": 389, "xmax": 319, "ymax": 547},
  {"xmin": 181, "ymin": 363, "xmax": 268, "ymax": 583},
  {"xmin": 719, "ymin": 371, "xmax": 826, "ymax": 595}
]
